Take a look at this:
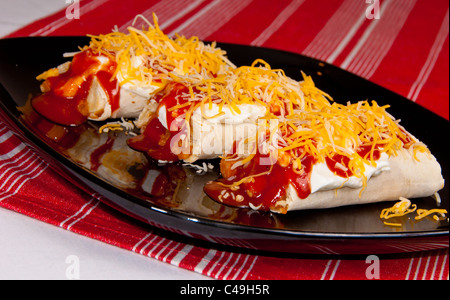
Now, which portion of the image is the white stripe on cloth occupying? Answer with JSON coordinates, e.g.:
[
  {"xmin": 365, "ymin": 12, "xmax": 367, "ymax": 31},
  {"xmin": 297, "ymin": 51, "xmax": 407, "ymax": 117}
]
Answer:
[
  {"xmin": 438, "ymin": 250, "xmax": 448, "ymax": 280},
  {"xmin": 168, "ymin": 0, "xmax": 253, "ymax": 39},
  {"xmin": 251, "ymin": 0, "xmax": 306, "ymax": 46},
  {"xmin": 0, "ymin": 132, "xmax": 27, "ymax": 161},
  {"xmin": 29, "ymin": 0, "xmax": 109, "ymax": 36},
  {"xmin": 118, "ymin": 0, "xmax": 207, "ymax": 33},
  {"xmin": 0, "ymin": 127, "xmax": 48, "ymax": 202},
  {"xmin": 303, "ymin": 0, "xmax": 367, "ymax": 63},
  {"xmin": 340, "ymin": 0, "xmax": 416, "ymax": 78},
  {"xmin": 193, "ymin": 248, "xmax": 216, "ymax": 273},
  {"xmin": 131, "ymin": 230, "xmax": 193, "ymax": 266},
  {"xmin": 0, "ymin": 147, "xmax": 33, "ymax": 175},
  {"xmin": 138, "ymin": 235, "xmax": 162, "ymax": 255},
  {"xmin": 0, "ymin": 156, "xmax": 47, "ymax": 202},
  {"xmin": 171, "ymin": 244, "xmax": 194, "ymax": 267},
  {"xmin": 222, "ymin": 253, "xmax": 248, "ymax": 279},
  {"xmin": 205, "ymin": 250, "xmax": 225, "ymax": 277},
  {"xmin": 239, "ymin": 255, "xmax": 258, "ymax": 280},
  {"xmin": 407, "ymin": 8, "xmax": 449, "ymax": 101},
  {"xmin": 59, "ymin": 196, "xmax": 100, "ymax": 230},
  {"xmin": 159, "ymin": 0, "xmax": 207, "ymax": 32},
  {"xmin": 412, "ymin": 253, "xmax": 424, "ymax": 280},
  {"xmin": 0, "ymin": 149, "xmax": 36, "ymax": 186},
  {"xmin": 320, "ymin": 259, "xmax": 341, "ymax": 280},
  {"xmin": 152, "ymin": 239, "xmax": 177, "ymax": 260},
  {"xmin": 214, "ymin": 252, "xmax": 236, "ymax": 278},
  {"xmin": 197, "ymin": 250, "xmax": 257, "ymax": 279},
  {"xmin": 132, "ymin": 232, "xmax": 154, "ymax": 253}
]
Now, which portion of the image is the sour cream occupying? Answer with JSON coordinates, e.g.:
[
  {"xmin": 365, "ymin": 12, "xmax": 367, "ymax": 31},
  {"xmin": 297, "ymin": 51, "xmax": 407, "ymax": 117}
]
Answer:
[{"xmin": 310, "ymin": 152, "xmax": 390, "ymax": 193}]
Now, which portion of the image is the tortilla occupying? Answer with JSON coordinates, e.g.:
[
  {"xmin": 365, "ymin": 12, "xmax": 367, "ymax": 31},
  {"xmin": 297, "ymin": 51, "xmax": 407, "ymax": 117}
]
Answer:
[
  {"xmin": 86, "ymin": 76, "xmax": 153, "ymax": 121},
  {"xmin": 281, "ymin": 149, "xmax": 444, "ymax": 212}
]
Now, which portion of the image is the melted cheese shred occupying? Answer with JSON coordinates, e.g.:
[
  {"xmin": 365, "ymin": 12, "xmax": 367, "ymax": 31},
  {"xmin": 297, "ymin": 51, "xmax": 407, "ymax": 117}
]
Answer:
[
  {"xmin": 380, "ymin": 197, "xmax": 448, "ymax": 227},
  {"xmin": 277, "ymin": 99, "xmax": 427, "ymax": 177},
  {"xmin": 380, "ymin": 197, "xmax": 417, "ymax": 227},
  {"xmin": 415, "ymin": 209, "xmax": 448, "ymax": 221},
  {"xmin": 98, "ymin": 117, "xmax": 135, "ymax": 134},
  {"xmin": 84, "ymin": 14, "xmax": 234, "ymax": 88}
]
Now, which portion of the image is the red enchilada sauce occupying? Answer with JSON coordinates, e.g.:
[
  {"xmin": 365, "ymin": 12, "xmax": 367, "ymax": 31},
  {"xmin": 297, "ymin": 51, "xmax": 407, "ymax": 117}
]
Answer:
[
  {"xmin": 203, "ymin": 149, "xmax": 316, "ymax": 213},
  {"xmin": 32, "ymin": 49, "xmax": 119, "ymax": 126},
  {"xmin": 204, "ymin": 144, "xmax": 384, "ymax": 213},
  {"xmin": 326, "ymin": 144, "xmax": 381, "ymax": 178},
  {"xmin": 127, "ymin": 83, "xmax": 192, "ymax": 162}
]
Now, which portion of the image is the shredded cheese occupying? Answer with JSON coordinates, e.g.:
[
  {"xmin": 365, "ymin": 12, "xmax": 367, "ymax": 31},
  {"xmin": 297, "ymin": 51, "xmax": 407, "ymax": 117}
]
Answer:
[
  {"xmin": 211, "ymin": 63, "xmax": 428, "ymax": 192},
  {"xmin": 99, "ymin": 123, "xmax": 124, "ymax": 133},
  {"xmin": 380, "ymin": 197, "xmax": 417, "ymax": 226},
  {"xmin": 84, "ymin": 13, "xmax": 234, "ymax": 89},
  {"xmin": 415, "ymin": 208, "xmax": 448, "ymax": 221},
  {"xmin": 380, "ymin": 196, "xmax": 448, "ymax": 227},
  {"xmin": 166, "ymin": 52, "xmax": 429, "ymax": 192},
  {"xmin": 98, "ymin": 117, "xmax": 135, "ymax": 134},
  {"xmin": 46, "ymin": 13, "xmax": 432, "ymax": 199},
  {"xmin": 159, "ymin": 50, "xmax": 430, "ymax": 196}
]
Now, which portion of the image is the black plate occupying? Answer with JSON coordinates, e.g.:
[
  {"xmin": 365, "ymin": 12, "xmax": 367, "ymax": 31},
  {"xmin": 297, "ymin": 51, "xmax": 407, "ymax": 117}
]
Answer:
[{"xmin": 0, "ymin": 36, "xmax": 448, "ymax": 255}]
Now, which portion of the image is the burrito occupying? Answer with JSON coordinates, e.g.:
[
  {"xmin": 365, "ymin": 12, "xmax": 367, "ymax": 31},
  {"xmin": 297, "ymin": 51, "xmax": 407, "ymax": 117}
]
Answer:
[
  {"xmin": 31, "ymin": 14, "xmax": 234, "ymax": 126},
  {"xmin": 127, "ymin": 82, "xmax": 267, "ymax": 162},
  {"xmin": 203, "ymin": 94, "xmax": 445, "ymax": 213}
]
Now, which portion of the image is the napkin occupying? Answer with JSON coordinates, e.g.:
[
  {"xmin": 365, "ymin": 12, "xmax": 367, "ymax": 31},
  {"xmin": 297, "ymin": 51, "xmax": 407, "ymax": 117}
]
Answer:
[{"xmin": 1, "ymin": 0, "xmax": 448, "ymax": 280}]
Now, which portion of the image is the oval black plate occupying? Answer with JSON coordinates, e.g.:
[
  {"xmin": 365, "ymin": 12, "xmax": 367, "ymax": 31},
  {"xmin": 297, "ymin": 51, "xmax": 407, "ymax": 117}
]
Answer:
[{"xmin": 0, "ymin": 36, "xmax": 448, "ymax": 255}]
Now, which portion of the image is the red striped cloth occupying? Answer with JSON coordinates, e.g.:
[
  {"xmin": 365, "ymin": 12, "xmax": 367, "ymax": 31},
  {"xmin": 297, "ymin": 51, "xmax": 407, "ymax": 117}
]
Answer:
[{"xmin": 1, "ymin": 0, "xmax": 448, "ymax": 280}]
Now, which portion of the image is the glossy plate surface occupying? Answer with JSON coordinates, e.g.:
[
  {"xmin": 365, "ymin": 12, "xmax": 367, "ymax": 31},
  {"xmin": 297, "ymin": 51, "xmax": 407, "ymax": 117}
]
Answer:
[{"xmin": 0, "ymin": 36, "xmax": 448, "ymax": 255}]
